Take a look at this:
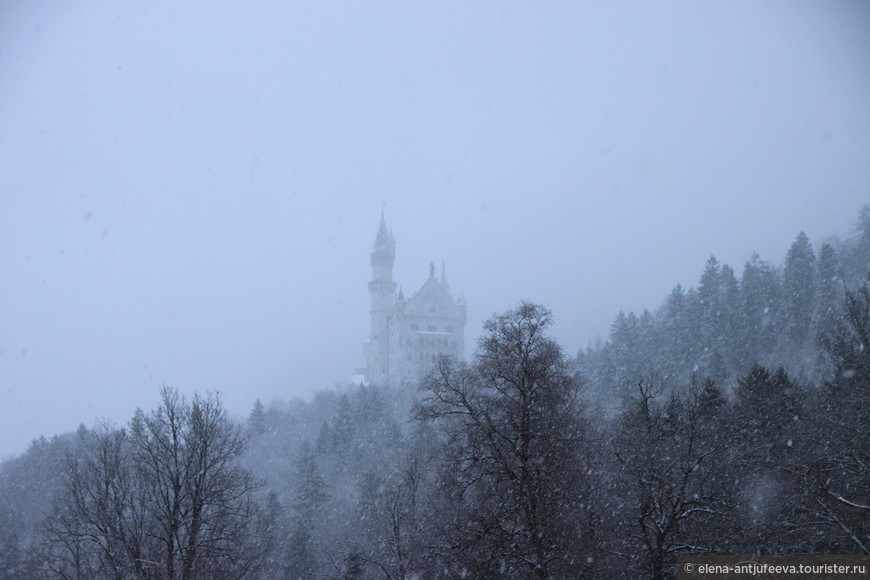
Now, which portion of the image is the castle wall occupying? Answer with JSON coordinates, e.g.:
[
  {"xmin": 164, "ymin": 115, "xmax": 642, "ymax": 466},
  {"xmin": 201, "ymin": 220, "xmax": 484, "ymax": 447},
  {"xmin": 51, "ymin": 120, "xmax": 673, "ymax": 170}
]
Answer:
[{"xmin": 389, "ymin": 312, "xmax": 465, "ymax": 388}]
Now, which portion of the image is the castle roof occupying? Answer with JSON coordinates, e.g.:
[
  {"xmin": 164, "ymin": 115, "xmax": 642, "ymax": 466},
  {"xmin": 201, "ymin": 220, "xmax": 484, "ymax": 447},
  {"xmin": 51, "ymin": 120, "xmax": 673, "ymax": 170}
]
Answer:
[
  {"xmin": 373, "ymin": 209, "xmax": 393, "ymax": 250},
  {"xmin": 403, "ymin": 263, "xmax": 465, "ymax": 319}
]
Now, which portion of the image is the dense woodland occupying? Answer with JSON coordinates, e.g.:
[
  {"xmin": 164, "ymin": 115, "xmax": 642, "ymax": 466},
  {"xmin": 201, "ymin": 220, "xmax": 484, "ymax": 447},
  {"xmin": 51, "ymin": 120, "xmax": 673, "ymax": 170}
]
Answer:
[{"xmin": 2, "ymin": 207, "xmax": 870, "ymax": 579}]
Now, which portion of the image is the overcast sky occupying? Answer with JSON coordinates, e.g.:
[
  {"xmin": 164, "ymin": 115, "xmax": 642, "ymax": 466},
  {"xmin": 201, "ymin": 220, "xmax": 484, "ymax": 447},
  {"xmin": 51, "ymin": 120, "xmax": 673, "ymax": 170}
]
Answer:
[{"xmin": 1, "ymin": 1, "xmax": 868, "ymax": 458}]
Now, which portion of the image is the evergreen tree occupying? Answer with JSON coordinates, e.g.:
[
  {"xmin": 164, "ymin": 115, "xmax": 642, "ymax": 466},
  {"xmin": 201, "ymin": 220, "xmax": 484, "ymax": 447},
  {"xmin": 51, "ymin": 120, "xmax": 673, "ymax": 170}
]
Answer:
[
  {"xmin": 845, "ymin": 205, "xmax": 870, "ymax": 280},
  {"xmin": 248, "ymin": 398, "xmax": 267, "ymax": 435},
  {"xmin": 718, "ymin": 264, "xmax": 742, "ymax": 376},
  {"xmin": 814, "ymin": 242, "xmax": 842, "ymax": 345},
  {"xmin": 285, "ymin": 441, "xmax": 328, "ymax": 579},
  {"xmin": 781, "ymin": 232, "xmax": 817, "ymax": 350},
  {"xmin": 662, "ymin": 284, "xmax": 693, "ymax": 376},
  {"xmin": 609, "ymin": 311, "xmax": 644, "ymax": 401},
  {"xmin": 695, "ymin": 256, "xmax": 723, "ymax": 360},
  {"xmin": 732, "ymin": 366, "xmax": 805, "ymax": 552},
  {"xmin": 739, "ymin": 252, "xmax": 781, "ymax": 369}
]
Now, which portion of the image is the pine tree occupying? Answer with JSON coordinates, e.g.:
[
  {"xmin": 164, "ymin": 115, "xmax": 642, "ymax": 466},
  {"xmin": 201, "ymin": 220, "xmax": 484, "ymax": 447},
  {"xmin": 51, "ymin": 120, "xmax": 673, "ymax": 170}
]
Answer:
[
  {"xmin": 696, "ymin": 256, "xmax": 723, "ymax": 358},
  {"xmin": 740, "ymin": 253, "xmax": 781, "ymax": 368},
  {"xmin": 781, "ymin": 232, "xmax": 817, "ymax": 350},
  {"xmin": 248, "ymin": 398, "xmax": 266, "ymax": 435},
  {"xmin": 814, "ymin": 242, "xmax": 842, "ymax": 344},
  {"xmin": 732, "ymin": 366, "xmax": 805, "ymax": 552},
  {"xmin": 849, "ymin": 205, "xmax": 870, "ymax": 279},
  {"xmin": 285, "ymin": 441, "xmax": 328, "ymax": 578}
]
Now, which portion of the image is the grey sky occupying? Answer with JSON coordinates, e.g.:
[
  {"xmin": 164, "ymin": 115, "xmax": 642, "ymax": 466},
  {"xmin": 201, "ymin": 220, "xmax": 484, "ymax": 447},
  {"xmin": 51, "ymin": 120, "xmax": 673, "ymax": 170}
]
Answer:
[{"xmin": 1, "ymin": 1, "xmax": 868, "ymax": 458}]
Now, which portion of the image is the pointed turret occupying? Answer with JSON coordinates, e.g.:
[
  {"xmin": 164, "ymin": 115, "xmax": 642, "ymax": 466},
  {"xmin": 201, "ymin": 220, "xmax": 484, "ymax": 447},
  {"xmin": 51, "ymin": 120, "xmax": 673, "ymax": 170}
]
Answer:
[
  {"xmin": 440, "ymin": 261, "xmax": 449, "ymax": 290},
  {"xmin": 370, "ymin": 210, "xmax": 395, "ymax": 282},
  {"xmin": 373, "ymin": 208, "xmax": 393, "ymax": 251}
]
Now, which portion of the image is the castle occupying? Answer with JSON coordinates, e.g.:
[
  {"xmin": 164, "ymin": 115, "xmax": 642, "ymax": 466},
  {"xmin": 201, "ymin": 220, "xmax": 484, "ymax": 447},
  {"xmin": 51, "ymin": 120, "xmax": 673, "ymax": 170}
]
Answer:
[{"xmin": 362, "ymin": 212, "xmax": 466, "ymax": 388}]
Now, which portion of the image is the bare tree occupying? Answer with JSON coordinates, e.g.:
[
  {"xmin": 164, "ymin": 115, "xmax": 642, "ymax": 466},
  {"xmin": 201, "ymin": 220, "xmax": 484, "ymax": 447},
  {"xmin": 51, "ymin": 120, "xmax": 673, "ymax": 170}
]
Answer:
[
  {"xmin": 805, "ymin": 282, "xmax": 870, "ymax": 554},
  {"xmin": 43, "ymin": 387, "xmax": 273, "ymax": 579},
  {"xmin": 611, "ymin": 379, "xmax": 738, "ymax": 579},
  {"xmin": 43, "ymin": 421, "xmax": 147, "ymax": 580},
  {"xmin": 416, "ymin": 302, "xmax": 594, "ymax": 578},
  {"xmin": 352, "ymin": 448, "xmax": 435, "ymax": 580}
]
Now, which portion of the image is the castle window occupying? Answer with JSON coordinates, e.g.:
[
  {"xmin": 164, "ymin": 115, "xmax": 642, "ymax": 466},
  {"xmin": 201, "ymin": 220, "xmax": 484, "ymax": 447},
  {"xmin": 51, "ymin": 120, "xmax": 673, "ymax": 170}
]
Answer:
[
  {"xmin": 446, "ymin": 325, "xmax": 453, "ymax": 332},
  {"xmin": 410, "ymin": 324, "xmax": 419, "ymax": 331},
  {"xmin": 428, "ymin": 324, "xmax": 436, "ymax": 331}
]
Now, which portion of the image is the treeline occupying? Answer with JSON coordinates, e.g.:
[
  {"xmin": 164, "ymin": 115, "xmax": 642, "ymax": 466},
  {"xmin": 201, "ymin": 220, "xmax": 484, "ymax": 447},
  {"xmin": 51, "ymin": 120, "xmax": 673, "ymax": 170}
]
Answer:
[
  {"xmin": 2, "ymin": 293, "xmax": 868, "ymax": 578},
  {"xmin": 0, "ymin": 208, "xmax": 868, "ymax": 578},
  {"xmin": 579, "ymin": 206, "xmax": 870, "ymax": 412},
  {"xmin": 241, "ymin": 298, "xmax": 868, "ymax": 579}
]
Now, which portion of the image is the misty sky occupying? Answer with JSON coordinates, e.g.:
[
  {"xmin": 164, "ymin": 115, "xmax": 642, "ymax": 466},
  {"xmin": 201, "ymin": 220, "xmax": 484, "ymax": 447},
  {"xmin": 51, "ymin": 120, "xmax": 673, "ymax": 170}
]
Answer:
[{"xmin": 1, "ymin": 2, "xmax": 869, "ymax": 458}]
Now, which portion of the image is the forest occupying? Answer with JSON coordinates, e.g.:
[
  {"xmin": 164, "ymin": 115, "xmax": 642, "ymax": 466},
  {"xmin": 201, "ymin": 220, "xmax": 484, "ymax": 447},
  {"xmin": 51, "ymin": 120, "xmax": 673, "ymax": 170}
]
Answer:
[{"xmin": 1, "ymin": 207, "xmax": 869, "ymax": 579}]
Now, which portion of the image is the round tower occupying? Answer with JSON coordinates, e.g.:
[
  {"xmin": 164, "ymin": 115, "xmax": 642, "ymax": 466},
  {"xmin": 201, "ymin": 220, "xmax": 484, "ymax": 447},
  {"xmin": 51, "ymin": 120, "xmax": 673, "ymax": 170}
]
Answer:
[{"xmin": 367, "ymin": 211, "xmax": 396, "ymax": 385}]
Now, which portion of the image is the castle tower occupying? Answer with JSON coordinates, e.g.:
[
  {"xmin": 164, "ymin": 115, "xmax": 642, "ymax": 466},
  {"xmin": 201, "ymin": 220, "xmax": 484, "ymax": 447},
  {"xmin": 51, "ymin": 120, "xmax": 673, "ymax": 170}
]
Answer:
[
  {"xmin": 361, "ymin": 212, "xmax": 466, "ymax": 388},
  {"xmin": 365, "ymin": 211, "xmax": 396, "ymax": 386}
]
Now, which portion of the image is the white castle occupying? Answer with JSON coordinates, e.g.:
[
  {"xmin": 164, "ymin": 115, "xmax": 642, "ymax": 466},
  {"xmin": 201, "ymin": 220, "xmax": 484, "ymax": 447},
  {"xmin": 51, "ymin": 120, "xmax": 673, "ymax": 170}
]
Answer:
[{"xmin": 361, "ymin": 212, "xmax": 466, "ymax": 388}]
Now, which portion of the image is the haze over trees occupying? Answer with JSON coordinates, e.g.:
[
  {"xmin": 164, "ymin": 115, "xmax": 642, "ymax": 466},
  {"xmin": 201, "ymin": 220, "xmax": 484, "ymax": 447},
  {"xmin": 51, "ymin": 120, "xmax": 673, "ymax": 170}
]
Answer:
[
  {"xmin": 42, "ymin": 388, "xmax": 274, "ymax": 579},
  {"xmin": 1, "ymin": 206, "xmax": 869, "ymax": 578}
]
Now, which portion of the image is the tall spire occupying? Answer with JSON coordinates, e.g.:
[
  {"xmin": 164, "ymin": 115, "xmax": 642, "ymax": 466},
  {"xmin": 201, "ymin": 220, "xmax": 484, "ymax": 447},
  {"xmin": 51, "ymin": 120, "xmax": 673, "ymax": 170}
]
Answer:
[
  {"xmin": 440, "ymin": 261, "xmax": 448, "ymax": 288},
  {"xmin": 374, "ymin": 208, "xmax": 392, "ymax": 249},
  {"xmin": 370, "ymin": 210, "xmax": 395, "ymax": 282}
]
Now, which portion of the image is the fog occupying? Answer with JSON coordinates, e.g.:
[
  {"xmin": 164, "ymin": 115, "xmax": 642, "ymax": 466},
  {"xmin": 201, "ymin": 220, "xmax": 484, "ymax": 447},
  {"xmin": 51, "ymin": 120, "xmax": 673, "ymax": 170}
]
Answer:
[{"xmin": 1, "ymin": 1, "xmax": 869, "ymax": 458}]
